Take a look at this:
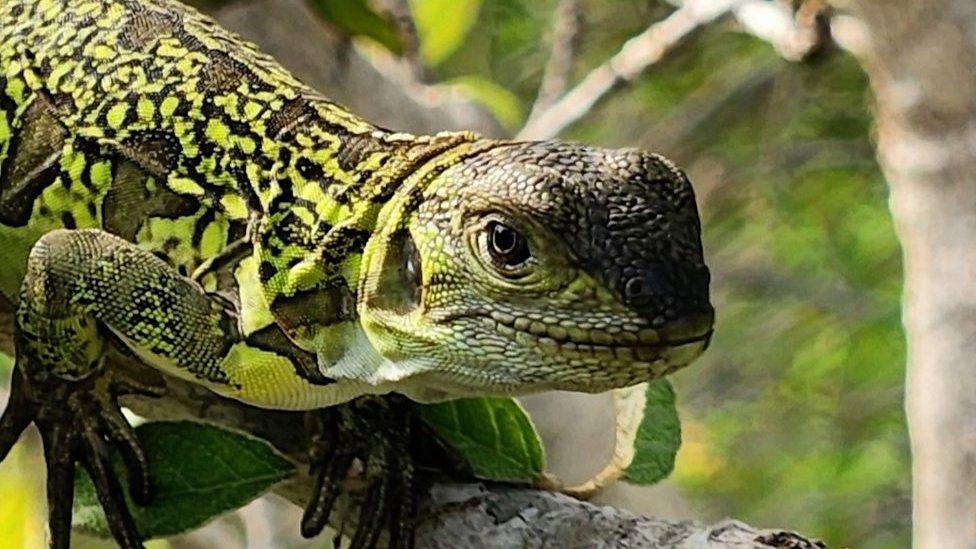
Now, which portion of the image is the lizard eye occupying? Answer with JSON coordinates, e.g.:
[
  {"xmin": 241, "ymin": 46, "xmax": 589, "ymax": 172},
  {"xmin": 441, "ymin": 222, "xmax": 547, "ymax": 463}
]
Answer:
[{"xmin": 487, "ymin": 221, "xmax": 531, "ymax": 270}]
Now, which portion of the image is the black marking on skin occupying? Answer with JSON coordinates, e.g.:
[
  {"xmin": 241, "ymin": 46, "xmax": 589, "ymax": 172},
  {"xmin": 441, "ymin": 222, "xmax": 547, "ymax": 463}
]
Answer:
[
  {"xmin": 0, "ymin": 89, "xmax": 67, "ymax": 226},
  {"xmin": 191, "ymin": 207, "xmax": 216, "ymax": 249},
  {"xmin": 226, "ymin": 119, "xmax": 262, "ymax": 153},
  {"xmin": 75, "ymin": 140, "xmax": 104, "ymax": 194},
  {"xmin": 102, "ymin": 159, "xmax": 198, "ymax": 240},
  {"xmin": 258, "ymin": 260, "xmax": 276, "ymax": 283},
  {"xmin": 271, "ymin": 284, "xmax": 357, "ymax": 340},
  {"xmin": 227, "ymin": 217, "xmax": 247, "ymax": 243},
  {"xmin": 318, "ymin": 226, "xmax": 370, "ymax": 265},
  {"xmin": 336, "ymin": 133, "xmax": 378, "ymax": 172},
  {"xmin": 0, "ymin": 75, "xmax": 17, "ymax": 122},
  {"xmin": 265, "ymin": 180, "xmax": 295, "ymax": 214},
  {"xmin": 117, "ymin": 130, "xmax": 183, "ymax": 177},
  {"xmin": 235, "ymin": 167, "xmax": 265, "ymax": 214},
  {"xmin": 245, "ymin": 324, "xmax": 335, "ymax": 385},
  {"xmin": 60, "ymin": 212, "xmax": 76, "ymax": 229},
  {"xmin": 118, "ymin": 3, "xmax": 181, "ymax": 49},
  {"xmin": 264, "ymin": 210, "xmax": 318, "ymax": 250},
  {"xmin": 276, "ymin": 147, "xmax": 292, "ymax": 168},
  {"xmin": 295, "ymin": 157, "xmax": 323, "ymax": 181},
  {"xmin": 266, "ymin": 97, "xmax": 316, "ymax": 139},
  {"xmin": 162, "ymin": 236, "xmax": 182, "ymax": 253}
]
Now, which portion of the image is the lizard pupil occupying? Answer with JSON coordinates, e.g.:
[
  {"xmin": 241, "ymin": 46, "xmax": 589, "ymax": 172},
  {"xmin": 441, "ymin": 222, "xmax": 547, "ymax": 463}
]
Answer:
[{"xmin": 487, "ymin": 221, "xmax": 530, "ymax": 267}]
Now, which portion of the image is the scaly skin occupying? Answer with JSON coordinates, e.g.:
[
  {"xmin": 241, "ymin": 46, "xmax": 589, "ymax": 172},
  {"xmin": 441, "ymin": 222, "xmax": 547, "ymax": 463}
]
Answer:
[{"xmin": 0, "ymin": 0, "xmax": 714, "ymax": 547}]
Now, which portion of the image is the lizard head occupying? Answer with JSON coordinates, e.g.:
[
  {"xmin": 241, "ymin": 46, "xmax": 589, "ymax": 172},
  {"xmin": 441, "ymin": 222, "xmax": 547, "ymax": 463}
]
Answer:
[{"xmin": 359, "ymin": 141, "xmax": 713, "ymax": 397}]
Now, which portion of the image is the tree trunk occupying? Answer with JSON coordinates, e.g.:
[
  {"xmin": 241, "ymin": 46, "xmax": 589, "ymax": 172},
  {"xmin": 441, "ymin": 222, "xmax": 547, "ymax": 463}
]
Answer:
[{"xmin": 836, "ymin": 0, "xmax": 976, "ymax": 546}]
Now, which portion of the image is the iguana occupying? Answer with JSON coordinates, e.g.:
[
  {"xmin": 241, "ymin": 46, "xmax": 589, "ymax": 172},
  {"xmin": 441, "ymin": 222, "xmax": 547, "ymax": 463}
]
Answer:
[{"xmin": 0, "ymin": 0, "xmax": 714, "ymax": 547}]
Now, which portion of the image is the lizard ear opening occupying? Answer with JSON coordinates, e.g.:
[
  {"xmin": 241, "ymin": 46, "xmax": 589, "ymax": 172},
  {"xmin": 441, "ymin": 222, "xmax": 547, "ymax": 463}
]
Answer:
[{"xmin": 367, "ymin": 228, "xmax": 422, "ymax": 315}]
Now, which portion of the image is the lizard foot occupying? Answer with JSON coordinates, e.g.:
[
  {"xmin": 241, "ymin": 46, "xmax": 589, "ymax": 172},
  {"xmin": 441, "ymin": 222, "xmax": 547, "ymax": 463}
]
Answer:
[
  {"xmin": 0, "ymin": 363, "xmax": 164, "ymax": 549},
  {"xmin": 301, "ymin": 395, "xmax": 417, "ymax": 549}
]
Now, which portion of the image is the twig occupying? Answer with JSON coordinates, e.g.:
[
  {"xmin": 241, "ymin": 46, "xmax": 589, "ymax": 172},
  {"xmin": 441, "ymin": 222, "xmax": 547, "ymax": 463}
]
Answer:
[
  {"xmin": 516, "ymin": 0, "xmax": 743, "ymax": 141},
  {"xmin": 732, "ymin": 0, "xmax": 833, "ymax": 62},
  {"xmin": 516, "ymin": 0, "xmax": 845, "ymax": 141},
  {"xmin": 375, "ymin": 0, "xmax": 425, "ymax": 81},
  {"xmin": 525, "ymin": 0, "xmax": 581, "ymax": 124}
]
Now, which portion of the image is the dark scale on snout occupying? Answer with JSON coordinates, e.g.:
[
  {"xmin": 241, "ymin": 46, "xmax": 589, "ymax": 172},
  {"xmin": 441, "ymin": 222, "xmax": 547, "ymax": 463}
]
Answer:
[{"xmin": 472, "ymin": 141, "xmax": 712, "ymax": 327}]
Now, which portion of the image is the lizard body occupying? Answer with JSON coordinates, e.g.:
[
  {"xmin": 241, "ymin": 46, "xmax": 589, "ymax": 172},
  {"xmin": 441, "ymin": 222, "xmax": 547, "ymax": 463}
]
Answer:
[{"xmin": 0, "ymin": 0, "xmax": 714, "ymax": 546}]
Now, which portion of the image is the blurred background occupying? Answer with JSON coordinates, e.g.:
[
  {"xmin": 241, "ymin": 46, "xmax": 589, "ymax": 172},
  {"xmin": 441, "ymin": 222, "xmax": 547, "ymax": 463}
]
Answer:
[{"xmin": 0, "ymin": 0, "xmax": 911, "ymax": 547}]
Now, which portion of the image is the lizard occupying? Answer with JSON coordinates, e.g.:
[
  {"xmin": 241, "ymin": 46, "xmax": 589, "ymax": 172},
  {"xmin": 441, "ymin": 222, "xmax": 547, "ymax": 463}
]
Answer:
[{"xmin": 0, "ymin": 0, "xmax": 715, "ymax": 547}]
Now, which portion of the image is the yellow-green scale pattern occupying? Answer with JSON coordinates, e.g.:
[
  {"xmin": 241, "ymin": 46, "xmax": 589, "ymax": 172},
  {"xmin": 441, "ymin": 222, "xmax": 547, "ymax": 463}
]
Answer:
[
  {"xmin": 0, "ymin": 0, "xmax": 475, "ymax": 335},
  {"xmin": 0, "ymin": 0, "xmax": 491, "ymax": 406}
]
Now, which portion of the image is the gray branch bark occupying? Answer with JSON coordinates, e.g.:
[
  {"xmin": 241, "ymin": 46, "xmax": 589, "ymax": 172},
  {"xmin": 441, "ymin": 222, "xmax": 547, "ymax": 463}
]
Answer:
[{"xmin": 829, "ymin": 1, "xmax": 976, "ymax": 546}]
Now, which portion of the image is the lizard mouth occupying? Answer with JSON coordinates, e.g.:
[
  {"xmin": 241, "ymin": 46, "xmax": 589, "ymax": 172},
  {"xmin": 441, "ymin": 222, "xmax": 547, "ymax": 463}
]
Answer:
[{"xmin": 484, "ymin": 310, "xmax": 713, "ymax": 361}]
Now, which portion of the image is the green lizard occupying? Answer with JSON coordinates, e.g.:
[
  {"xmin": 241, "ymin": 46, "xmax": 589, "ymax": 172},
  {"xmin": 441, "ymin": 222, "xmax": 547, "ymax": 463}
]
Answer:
[{"xmin": 0, "ymin": 0, "xmax": 714, "ymax": 547}]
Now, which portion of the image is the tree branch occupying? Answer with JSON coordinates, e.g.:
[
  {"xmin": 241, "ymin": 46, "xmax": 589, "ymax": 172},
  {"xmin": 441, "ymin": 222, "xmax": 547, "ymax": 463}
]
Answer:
[
  {"xmin": 732, "ymin": 0, "xmax": 833, "ymax": 62},
  {"xmin": 516, "ymin": 0, "xmax": 743, "ymax": 141},
  {"xmin": 517, "ymin": 0, "xmax": 838, "ymax": 142},
  {"xmin": 525, "ymin": 0, "xmax": 581, "ymax": 124}
]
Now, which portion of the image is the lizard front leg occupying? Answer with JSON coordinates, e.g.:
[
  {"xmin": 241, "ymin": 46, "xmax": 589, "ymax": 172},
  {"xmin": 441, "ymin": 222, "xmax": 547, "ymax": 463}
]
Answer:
[
  {"xmin": 303, "ymin": 395, "xmax": 418, "ymax": 548},
  {"xmin": 0, "ymin": 228, "xmax": 238, "ymax": 549}
]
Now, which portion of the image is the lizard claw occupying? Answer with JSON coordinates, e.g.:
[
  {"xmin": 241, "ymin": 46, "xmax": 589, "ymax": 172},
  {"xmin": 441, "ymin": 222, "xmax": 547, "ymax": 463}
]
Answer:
[
  {"xmin": 0, "ymin": 363, "xmax": 162, "ymax": 549},
  {"xmin": 0, "ymin": 369, "xmax": 39, "ymax": 462},
  {"xmin": 302, "ymin": 396, "xmax": 417, "ymax": 549}
]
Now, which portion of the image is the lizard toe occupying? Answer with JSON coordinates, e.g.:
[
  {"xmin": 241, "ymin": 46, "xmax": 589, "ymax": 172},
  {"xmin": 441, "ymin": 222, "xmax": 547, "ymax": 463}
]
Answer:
[
  {"xmin": 79, "ymin": 421, "xmax": 144, "ymax": 549},
  {"xmin": 301, "ymin": 396, "xmax": 419, "ymax": 548},
  {"xmin": 4, "ymin": 359, "xmax": 159, "ymax": 549},
  {"xmin": 0, "ymin": 369, "xmax": 38, "ymax": 462}
]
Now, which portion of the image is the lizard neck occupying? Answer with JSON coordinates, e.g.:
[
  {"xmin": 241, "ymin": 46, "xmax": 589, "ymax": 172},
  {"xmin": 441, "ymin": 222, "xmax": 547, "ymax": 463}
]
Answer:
[
  {"xmin": 256, "ymin": 110, "xmax": 480, "ymax": 232},
  {"xmin": 251, "ymin": 108, "xmax": 491, "ymax": 302},
  {"xmin": 249, "ymin": 114, "xmax": 491, "ymax": 359}
]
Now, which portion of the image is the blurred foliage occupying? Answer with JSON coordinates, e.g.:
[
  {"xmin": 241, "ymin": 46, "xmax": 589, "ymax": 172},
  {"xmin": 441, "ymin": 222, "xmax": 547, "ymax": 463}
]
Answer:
[
  {"xmin": 411, "ymin": 0, "xmax": 483, "ymax": 65},
  {"xmin": 307, "ymin": 0, "xmax": 403, "ymax": 54},
  {"xmin": 440, "ymin": 76, "xmax": 525, "ymax": 130}
]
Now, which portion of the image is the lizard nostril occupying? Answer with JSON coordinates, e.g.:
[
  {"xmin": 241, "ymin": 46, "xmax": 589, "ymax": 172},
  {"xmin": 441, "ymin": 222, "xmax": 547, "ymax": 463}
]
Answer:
[{"xmin": 624, "ymin": 277, "xmax": 647, "ymax": 302}]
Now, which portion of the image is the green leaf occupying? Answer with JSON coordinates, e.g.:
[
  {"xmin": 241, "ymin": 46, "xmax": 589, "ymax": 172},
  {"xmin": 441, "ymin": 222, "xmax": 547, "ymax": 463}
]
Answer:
[
  {"xmin": 410, "ymin": 0, "xmax": 482, "ymax": 65},
  {"xmin": 624, "ymin": 379, "xmax": 682, "ymax": 485},
  {"xmin": 72, "ymin": 421, "xmax": 295, "ymax": 539},
  {"xmin": 308, "ymin": 0, "xmax": 403, "ymax": 54},
  {"xmin": 418, "ymin": 397, "xmax": 545, "ymax": 481},
  {"xmin": 442, "ymin": 76, "xmax": 525, "ymax": 130}
]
